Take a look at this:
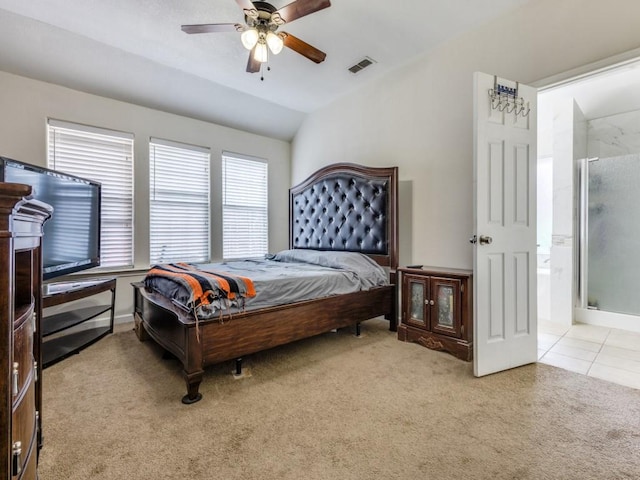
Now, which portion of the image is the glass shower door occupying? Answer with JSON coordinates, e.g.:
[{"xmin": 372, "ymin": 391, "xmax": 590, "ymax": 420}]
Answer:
[{"xmin": 583, "ymin": 154, "xmax": 640, "ymax": 315}]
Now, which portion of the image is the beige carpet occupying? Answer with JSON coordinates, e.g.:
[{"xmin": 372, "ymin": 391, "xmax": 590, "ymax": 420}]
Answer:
[{"xmin": 38, "ymin": 318, "xmax": 640, "ymax": 480}]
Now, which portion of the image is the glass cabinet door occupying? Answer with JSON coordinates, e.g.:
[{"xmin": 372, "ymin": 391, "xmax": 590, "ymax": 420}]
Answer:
[
  {"xmin": 430, "ymin": 277, "xmax": 461, "ymax": 337},
  {"xmin": 404, "ymin": 276, "xmax": 428, "ymax": 328}
]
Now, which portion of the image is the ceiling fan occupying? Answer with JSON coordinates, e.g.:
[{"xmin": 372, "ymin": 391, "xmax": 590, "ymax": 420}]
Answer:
[{"xmin": 181, "ymin": 0, "xmax": 331, "ymax": 74}]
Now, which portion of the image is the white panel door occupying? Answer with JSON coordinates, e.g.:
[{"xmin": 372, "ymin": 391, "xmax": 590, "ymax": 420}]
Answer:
[{"xmin": 473, "ymin": 72, "xmax": 538, "ymax": 377}]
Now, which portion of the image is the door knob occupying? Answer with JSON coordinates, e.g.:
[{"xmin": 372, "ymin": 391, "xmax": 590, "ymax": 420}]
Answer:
[{"xmin": 479, "ymin": 235, "xmax": 493, "ymax": 245}]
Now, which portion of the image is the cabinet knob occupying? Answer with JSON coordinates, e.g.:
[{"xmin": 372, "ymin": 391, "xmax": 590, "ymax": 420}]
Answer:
[
  {"xmin": 430, "ymin": 300, "xmax": 435, "ymax": 306},
  {"xmin": 34, "ymin": 361, "xmax": 38, "ymax": 382},
  {"xmin": 12, "ymin": 441, "xmax": 22, "ymax": 476},
  {"xmin": 12, "ymin": 362, "xmax": 19, "ymax": 396}
]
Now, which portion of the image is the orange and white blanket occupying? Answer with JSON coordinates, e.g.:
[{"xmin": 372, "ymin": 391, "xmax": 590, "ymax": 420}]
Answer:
[{"xmin": 144, "ymin": 262, "xmax": 256, "ymax": 318}]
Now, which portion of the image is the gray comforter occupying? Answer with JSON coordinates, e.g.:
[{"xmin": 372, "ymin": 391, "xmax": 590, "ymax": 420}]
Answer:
[{"xmin": 147, "ymin": 249, "xmax": 389, "ymax": 319}]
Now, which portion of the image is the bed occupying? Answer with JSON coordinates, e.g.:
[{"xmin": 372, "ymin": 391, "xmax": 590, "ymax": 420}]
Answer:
[{"xmin": 132, "ymin": 163, "xmax": 398, "ymax": 403}]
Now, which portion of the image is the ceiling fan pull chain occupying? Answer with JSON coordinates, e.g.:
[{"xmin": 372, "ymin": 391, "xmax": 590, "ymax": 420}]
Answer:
[{"xmin": 261, "ymin": 64, "xmax": 272, "ymax": 82}]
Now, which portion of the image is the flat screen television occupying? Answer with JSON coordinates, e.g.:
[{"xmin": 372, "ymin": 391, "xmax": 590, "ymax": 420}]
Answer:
[{"xmin": 0, "ymin": 157, "xmax": 101, "ymax": 280}]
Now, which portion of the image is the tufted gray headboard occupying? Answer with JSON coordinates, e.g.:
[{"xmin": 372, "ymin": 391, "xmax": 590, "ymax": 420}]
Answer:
[{"xmin": 289, "ymin": 163, "xmax": 398, "ymax": 270}]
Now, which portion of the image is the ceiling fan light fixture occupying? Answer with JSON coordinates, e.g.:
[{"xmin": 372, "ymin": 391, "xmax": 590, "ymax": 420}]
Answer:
[
  {"xmin": 266, "ymin": 31, "xmax": 284, "ymax": 55},
  {"xmin": 181, "ymin": 0, "xmax": 331, "ymax": 74},
  {"xmin": 254, "ymin": 41, "xmax": 269, "ymax": 63},
  {"xmin": 240, "ymin": 28, "xmax": 259, "ymax": 50}
]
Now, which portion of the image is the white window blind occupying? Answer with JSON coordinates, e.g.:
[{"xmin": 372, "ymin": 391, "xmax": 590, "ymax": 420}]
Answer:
[
  {"xmin": 47, "ymin": 119, "xmax": 134, "ymax": 269},
  {"xmin": 149, "ymin": 139, "xmax": 210, "ymax": 264},
  {"xmin": 222, "ymin": 153, "xmax": 268, "ymax": 259}
]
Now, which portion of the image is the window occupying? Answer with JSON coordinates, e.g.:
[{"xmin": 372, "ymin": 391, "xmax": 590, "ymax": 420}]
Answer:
[
  {"xmin": 222, "ymin": 153, "xmax": 268, "ymax": 259},
  {"xmin": 149, "ymin": 139, "xmax": 210, "ymax": 264},
  {"xmin": 48, "ymin": 119, "xmax": 134, "ymax": 269}
]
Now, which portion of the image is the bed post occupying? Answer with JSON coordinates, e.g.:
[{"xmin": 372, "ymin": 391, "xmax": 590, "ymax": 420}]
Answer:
[
  {"xmin": 387, "ymin": 278, "xmax": 398, "ymax": 332},
  {"xmin": 181, "ymin": 325, "xmax": 204, "ymax": 404},
  {"xmin": 182, "ymin": 371, "xmax": 203, "ymax": 404}
]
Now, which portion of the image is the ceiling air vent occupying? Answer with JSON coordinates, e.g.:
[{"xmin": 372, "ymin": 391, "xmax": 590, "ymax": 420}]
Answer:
[{"xmin": 348, "ymin": 57, "xmax": 376, "ymax": 74}]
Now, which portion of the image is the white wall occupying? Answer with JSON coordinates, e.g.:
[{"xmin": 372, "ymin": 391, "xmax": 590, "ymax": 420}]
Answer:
[
  {"xmin": 0, "ymin": 70, "xmax": 291, "ymax": 321},
  {"xmin": 292, "ymin": 0, "xmax": 640, "ymax": 269},
  {"xmin": 549, "ymin": 98, "xmax": 586, "ymax": 326}
]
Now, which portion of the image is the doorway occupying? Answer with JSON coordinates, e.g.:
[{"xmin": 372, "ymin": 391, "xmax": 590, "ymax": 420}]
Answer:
[
  {"xmin": 536, "ymin": 57, "xmax": 640, "ymax": 333},
  {"xmin": 534, "ymin": 57, "xmax": 640, "ymax": 389}
]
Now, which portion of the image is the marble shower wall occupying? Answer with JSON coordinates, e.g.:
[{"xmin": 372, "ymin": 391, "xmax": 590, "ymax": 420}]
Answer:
[{"xmin": 587, "ymin": 110, "xmax": 640, "ymax": 157}]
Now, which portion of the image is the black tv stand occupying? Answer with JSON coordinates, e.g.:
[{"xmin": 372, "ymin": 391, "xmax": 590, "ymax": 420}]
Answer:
[{"xmin": 42, "ymin": 277, "xmax": 117, "ymax": 368}]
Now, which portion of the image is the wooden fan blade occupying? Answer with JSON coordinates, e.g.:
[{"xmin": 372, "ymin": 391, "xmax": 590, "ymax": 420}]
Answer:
[
  {"xmin": 181, "ymin": 23, "xmax": 242, "ymax": 34},
  {"xmin": 246, "ymin": 49, "xmax": 261, "ymax": 73},
  {"xmin": 282, "ymin": 32, "xmax": 326, "ymax": 63},
  {"xmin": 235, "ymin": 0, "xmax": 256, "ymax": 13},
  {"xmin": 236, "ymin": 0, "xmax": 259, "ymax": 20},
  {"xmin": 273, "ymin": 0, "xmax": 331, "ymax": 24}
]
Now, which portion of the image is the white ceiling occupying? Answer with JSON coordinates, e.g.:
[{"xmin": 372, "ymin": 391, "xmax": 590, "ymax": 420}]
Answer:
[{"xmin": 0, "ymin": 0, "xmax": 533, "ymax": 140}]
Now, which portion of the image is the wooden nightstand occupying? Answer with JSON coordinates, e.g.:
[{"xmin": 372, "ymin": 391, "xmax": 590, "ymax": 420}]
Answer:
[{"xmin": 397, "ymin": 267, "xmax": 473, "ymax": 361}]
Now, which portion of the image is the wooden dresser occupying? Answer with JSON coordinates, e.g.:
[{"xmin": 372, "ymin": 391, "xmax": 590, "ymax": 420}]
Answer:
[{"xmin": 0, "ymin": 184, "xmax": 52, "ymax": 479}]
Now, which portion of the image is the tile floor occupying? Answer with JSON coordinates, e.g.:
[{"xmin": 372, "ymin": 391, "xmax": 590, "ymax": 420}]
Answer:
[{"xmin": 538, "ymin": 321, "xmax": 640, "ymax": 390}]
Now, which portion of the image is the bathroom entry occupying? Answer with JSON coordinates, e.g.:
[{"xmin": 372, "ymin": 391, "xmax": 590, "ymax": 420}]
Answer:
[{"xmin": 537, "ymin": 55, "xmax": 640, "ymax": 333}]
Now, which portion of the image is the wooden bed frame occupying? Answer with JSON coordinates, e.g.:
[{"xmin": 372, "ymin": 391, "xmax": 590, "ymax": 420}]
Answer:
[{"xmin": 132, "ymin": 163, "xmax": 398, "ymax": 403}]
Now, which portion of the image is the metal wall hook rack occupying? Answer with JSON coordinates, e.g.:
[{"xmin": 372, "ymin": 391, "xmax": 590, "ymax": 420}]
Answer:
[{"xmin": 488, "ymin": 75, "xmax": 530, "ymax": 117}]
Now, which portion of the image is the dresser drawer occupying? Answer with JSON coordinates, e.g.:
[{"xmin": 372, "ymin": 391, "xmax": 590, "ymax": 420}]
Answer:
[
  {"xmin": 12, "ymin": 376, "xmax": 37, "ymax": 476},
  {"xmin": 14, "ymin": 433, "xmax": 37, "ymax": 480},
  {"xmin": 12, "ymin": 311, "xmax": 35, "ymax": 398}
]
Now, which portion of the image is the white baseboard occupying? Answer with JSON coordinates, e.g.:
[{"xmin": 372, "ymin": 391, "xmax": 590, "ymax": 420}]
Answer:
[{"xmin": 575, "ymin": 307, "xmax": 640, "ymax": 333}]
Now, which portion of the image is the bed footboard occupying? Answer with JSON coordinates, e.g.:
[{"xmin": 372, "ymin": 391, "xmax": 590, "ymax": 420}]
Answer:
[{"xmin": 132, "ymin": 282, "xmax": 395, "ymax": 403}]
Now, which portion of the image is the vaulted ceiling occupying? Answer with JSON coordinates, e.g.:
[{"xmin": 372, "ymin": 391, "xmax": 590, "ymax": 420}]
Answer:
[{"xmin": 0, "ymin": 0, "xmax": 533, "ymax": 140}]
